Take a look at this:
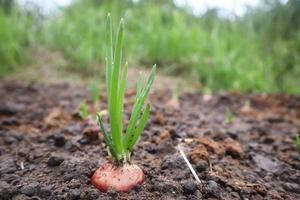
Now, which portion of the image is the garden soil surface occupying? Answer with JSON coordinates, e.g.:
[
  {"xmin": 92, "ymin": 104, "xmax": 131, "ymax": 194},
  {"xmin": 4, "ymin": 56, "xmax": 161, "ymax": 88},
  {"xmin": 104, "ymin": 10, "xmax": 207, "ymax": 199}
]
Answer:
[{"xmin": 0, "ymin": 80, "xmax": 300, "ymax": 200}]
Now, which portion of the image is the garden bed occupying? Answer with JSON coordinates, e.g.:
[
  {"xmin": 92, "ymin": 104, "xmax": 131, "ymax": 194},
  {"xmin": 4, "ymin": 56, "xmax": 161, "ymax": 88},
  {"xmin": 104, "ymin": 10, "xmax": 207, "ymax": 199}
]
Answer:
[{"xmin": 0, "ymin": 80, "xmax": 299, "ymax": 200}]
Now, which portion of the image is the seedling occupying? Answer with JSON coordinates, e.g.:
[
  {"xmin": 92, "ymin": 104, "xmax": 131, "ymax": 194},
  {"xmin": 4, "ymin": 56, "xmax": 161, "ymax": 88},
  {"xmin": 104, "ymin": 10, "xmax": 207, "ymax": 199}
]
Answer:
[
  {"xmin": 296, "ymin": 133, "xmax": 300, "ymax": 155},
  {"xmin": 225, "ymin": 108, "xmax": 234, "ymax": 125},
  {"xmin": 79, "ymin": 101, "xmax": 89, "ymax": 120},
  {"xmin": 91, "ymin": 14, "xmax": 156, "ymax": 192}
]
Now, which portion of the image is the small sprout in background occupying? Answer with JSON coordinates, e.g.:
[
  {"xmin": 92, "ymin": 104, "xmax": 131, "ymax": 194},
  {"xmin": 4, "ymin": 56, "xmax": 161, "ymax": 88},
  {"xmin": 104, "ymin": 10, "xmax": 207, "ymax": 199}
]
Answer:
[
  {"xmin": 203, "ymin": 88, "xmax": 213, "ymax": 102},
  {"xmin": 241, "ymin": 99, "xmax": 251, "ymax": 113},
  {"xmin": 79, "ymin": 101, "xmax": 89, "ymax": 120},
  {"xmin": 225, "ymin": 108, "xmax": 234, "ymax": 125},
  {"xmin": 166, "ymin": 83, "xmax": 181, "ymax": 109},
  {"xmin": 91, "ymin": 14, "xmax": 156, "ymax": 193},
  {"xmin": 296, "ymin": 133, "xmax": 300, "ymax": 155},
  {"xmin": 89, "ymin": 79, "xmax": 100, "ymax": 105}
]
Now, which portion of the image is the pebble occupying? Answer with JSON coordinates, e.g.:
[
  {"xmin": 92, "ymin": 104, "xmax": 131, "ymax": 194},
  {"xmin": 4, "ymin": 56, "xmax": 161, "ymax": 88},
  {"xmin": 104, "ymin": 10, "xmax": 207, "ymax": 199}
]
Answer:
[
  {"xmin": 47, "ymin": 156, "xmax": 64, "ymax": 167},
  {"xmin": 253, "ymin": 154, "xmax": 279, "ymax": 173},
  {"xmin": 20, "ymin": 182, "xmax": 40, "ymax": 197},
  {"xmin": 204, "ymin": 180, "xmax": 220, "ymax": 198},
  {"xmin": 226, "ymin": 130, "xmax": 238, "ymax": 139},
  {"xmin": 54, "ymin": 134, "xmax": 66, "ymax": 147},
  {"xmin": 182, "ymin": 181, "xmax": 198, "ymax": 195},
  {"xmin": 78, "ymin": 137, "xmax": 91, "ymax": 145},
  {"xmin": 195, "ymin": 160, "xmax": 208, "ymax": 172}
]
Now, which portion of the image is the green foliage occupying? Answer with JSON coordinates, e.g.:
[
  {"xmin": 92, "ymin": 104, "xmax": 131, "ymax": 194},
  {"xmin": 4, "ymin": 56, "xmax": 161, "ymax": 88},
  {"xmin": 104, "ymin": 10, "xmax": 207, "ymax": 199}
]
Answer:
[
  {"xmin": 97, "ymin": 15, "xmax": 156, "ymax": 163},
  {"xmin": 296, "ymin": 134, "xmax": 300, "ymax": 155},
  {"xmin": 39, "ymin": 0, "xmax": 300, "ymax": 94},
  {"xmin": 1, "ymin": 0, "xmax": 300, "ymax": 94},
  {"xmin": 0, "ymin": 7, "xmax": 31, "ymax": 77},
  {"xmin": 225, "ymin": 108, "xmax": 234, "ymax": 125},
  {"xmin": 79, "ymin": 101, "xmax": 89, "ymax": 120}
]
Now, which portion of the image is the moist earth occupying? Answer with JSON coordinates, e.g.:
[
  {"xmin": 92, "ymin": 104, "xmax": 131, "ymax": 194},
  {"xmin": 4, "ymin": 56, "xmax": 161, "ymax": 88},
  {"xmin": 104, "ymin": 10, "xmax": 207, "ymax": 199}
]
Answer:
[{"xmin": 0, "ymin": 81, "xmax": 299, "ymax": 200}]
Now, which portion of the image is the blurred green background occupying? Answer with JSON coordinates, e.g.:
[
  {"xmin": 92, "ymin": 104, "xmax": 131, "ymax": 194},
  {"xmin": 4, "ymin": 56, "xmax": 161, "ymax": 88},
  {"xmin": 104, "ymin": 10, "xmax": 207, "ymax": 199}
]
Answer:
[{"xmin": 0, "ymin": 0, "xmax": 300, "ymax": 93}]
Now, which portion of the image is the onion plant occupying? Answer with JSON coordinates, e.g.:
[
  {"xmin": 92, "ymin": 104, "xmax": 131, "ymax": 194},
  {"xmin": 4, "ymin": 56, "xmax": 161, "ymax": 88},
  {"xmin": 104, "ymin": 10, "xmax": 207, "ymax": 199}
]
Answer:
[{"xmin": 92, "ymin": 14, "xmax": 156, "ymax": 193}]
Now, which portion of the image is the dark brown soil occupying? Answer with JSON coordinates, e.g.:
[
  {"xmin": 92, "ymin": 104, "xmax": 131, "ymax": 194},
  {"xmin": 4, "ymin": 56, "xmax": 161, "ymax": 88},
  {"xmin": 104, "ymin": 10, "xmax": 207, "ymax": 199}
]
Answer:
[{"xmin": 0, "ymin": 80, "xmax": 300, "ymax": 200}]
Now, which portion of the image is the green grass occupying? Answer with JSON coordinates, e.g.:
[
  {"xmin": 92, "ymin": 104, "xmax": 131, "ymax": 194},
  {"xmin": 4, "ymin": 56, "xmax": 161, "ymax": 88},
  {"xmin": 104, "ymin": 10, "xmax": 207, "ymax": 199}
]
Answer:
[
  {"xmin": 97, "ymin": 14, "xmax": 156, "ymax": 163},
  {"xmin": 0, "ymin": 7, "xmax": 31, "ymax": 76},
  {"xmin": 1, "ymin": 1, "xmax": 300, "ymax": 94},
  {"xmin": 38, "ymin": 0, "xmax": 299, "ymax": 94}
]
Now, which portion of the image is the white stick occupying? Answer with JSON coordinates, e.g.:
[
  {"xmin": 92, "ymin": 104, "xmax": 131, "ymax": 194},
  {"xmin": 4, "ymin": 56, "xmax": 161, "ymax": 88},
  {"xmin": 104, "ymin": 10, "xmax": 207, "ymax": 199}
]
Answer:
[
  {"xmin": 178, "ymin": 146, "xmax": 201, "ymax": 184},
  {"xmin": 20, "ymin": 161, "xmax": 24, "ymax": 170}
]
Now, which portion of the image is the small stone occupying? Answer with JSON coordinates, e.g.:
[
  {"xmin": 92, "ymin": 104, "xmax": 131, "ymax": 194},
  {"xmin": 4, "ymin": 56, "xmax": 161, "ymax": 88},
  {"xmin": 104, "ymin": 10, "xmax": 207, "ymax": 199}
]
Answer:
[
  {"xmin": 195, "ymin": 160, "xmax": 208, "ymax": 172},
  {"xmin": 226, "ymin": 130, "xmax": 238, "ymax": 139},
  {"xmin": 54, "ymin": 134, "xmax": 66, "ymax": 147},
  {"xmin": 20, "ymin": 182, "xmax": 40, "ymax": 197},
  {"xmin": 47, "ymin": 156, "xmax": 64, "ymax": 167},
  {"xmin": 69, "ymin": 189, "xmax": 81, "ymax": 199},
  {"xmin": 182, "ymin": 181, "xmax": 198, "ymax": 195},
  {"xmin": 78, "ymin": 137, "xmax": 91, "ymax": 145},
  {"xmin": 204, "ymin": 180, "xmax": 220, "ymax": 198},
  {"xmin": 253, "ymin": 154, "xmax": 279, "ymax": 173},
  {"xmin": 282, "ymin": 183, "xmax": 300, "ymax": 194}
]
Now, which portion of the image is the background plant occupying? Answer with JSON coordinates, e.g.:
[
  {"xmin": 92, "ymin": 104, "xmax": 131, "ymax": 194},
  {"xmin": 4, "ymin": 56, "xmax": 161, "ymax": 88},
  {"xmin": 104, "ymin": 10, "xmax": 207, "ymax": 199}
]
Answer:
[{"xmin": 1, "ymin": 0, "xmax": 300, "ymax": 94}]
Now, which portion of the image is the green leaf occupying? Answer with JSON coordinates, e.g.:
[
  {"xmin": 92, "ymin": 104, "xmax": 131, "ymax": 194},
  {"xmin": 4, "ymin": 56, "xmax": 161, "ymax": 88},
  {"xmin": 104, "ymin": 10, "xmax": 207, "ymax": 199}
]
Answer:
[
  {"xmin": 135, "ymin": 73, "xmax": 142, "ymax": 101},
  {"xmin": 108, "ymin": 18, "xmax": 124, "ymax": 158},
  {"xmin": 97, "ymin": 114, "xmax": 117, "ymax": 159},
  {"xmin": 117, "ymin": 62, "xmax": 128, "ymax": 125},
  {"xmin": 124, "ymin": 65, "xmax": 156, "ymax": 148},
  {"xmin": 105, "ymin": 13, "xmax": 113, "ymax": 106},
  {"xmin": 126, "ymin": 104, "xmax": 151, "ymax": 152}
]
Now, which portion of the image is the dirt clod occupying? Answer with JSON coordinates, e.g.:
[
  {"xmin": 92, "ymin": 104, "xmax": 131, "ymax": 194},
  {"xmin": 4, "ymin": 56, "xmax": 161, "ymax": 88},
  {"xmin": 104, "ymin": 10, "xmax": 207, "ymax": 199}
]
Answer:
[
  {"xmin": 189, "ymin": 144, "xmax": 209, "ymax": 163},
  {"xmin": 223, "ymin": 138, "xmax": 243, "ymax": 159},
  {"xmin": 182, "ymin": 181, "xmax": 198, "ymax": 195},
  {"xmin": 47, "ymin": 156, "xmax": 64, "ymax": 167},
  {"xmin": 195, "ymin": 160, "xmax": 209, "ymax": 172},
  {"xmin": 20, "ymin": 182, "xmax": 40, "ymax": 197},
  {"xmin": 198, "ymin": 136, "xmax": 225, "ymax": 157},
  {"xmin": 53, "ymin": 133, "xmax": 66, "ymax": 147},
  {"xmin": 204, "ymin": 180, "xmax": 220, "ymax": 198}
]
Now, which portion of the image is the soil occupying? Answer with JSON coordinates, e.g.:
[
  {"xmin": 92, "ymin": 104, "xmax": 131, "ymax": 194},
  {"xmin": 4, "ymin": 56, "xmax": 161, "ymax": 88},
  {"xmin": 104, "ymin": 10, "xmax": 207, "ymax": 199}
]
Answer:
[{"xmin": 0, "ymin": 80, "xmax": 300, "ymax": 200}]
